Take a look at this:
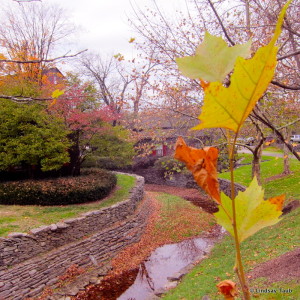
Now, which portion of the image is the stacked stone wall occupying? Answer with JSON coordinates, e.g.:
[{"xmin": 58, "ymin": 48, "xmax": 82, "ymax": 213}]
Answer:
[
  {"xmin": 0, "ymin": 173, "xmax": 148, "ymax": 300},
  {"xmin": 129, "ymin": 168, "xmax": 245, "ymax": 196}
]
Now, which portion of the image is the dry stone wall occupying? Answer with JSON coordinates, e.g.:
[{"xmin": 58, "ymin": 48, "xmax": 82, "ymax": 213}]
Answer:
[
  {"xmin": 129, "ymin": 168, "xmax": 245, "ymax": 196},
  {"xmin": 0, "ymin": 173, "xmax": 148, "ymax": 300}
]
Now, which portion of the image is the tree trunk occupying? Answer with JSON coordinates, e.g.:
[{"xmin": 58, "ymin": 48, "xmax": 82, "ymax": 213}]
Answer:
[
  {"xmin": 283, "ymin": 128, "xmax": 292, "ymax": 175},
  {"xmin": 64, "ymin": 131, "xmax": 81, "ymax": 176},
  {"xmin": 252, "ymin": 138, "xmax": 264, "ymax": 185}
]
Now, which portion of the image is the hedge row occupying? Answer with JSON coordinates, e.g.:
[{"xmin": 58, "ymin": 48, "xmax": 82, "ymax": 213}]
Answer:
[{"xmin": 0, "ymin": 168, "xmax": 117, "ymax": 206}]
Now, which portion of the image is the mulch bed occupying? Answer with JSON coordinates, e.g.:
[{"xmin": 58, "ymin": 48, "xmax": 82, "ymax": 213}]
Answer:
[{"xmin": 248, "ymin": 247, "xmax": 300, "ymax": 284}]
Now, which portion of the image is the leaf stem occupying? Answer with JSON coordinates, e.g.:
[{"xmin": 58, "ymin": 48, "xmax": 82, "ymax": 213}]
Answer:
[{"xmin": 228, "ymin": 132, "xmax": 251, "ymax": 300}]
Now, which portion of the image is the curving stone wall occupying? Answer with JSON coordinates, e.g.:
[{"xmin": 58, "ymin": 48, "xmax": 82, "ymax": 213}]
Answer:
[
  {"xmin": 131, "ymin": 168, "xmax": 245, "ymax": 197},
  {"xmin": 0, "ymin": 173, "xmax": 149, "ymax": 300}
]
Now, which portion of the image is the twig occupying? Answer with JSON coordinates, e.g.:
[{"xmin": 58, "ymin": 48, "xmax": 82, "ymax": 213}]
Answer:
[
  {"xmin": 207, "ymin": 0, "xmax": 235, "ymax": 46},
  {"xmin": 0, "ymin": 49, "xmax": 87, "ymax": 64}
]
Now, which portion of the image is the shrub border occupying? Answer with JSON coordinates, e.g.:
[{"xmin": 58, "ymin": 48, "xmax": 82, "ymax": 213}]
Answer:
[{"xmin": 0, "ymin": 173, "xmax": 147, "ymax": 299}]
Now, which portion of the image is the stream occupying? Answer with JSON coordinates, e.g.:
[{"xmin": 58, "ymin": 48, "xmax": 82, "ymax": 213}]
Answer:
[
  {"xmin": 117, "ymin": 236, "xmax": 215, "ymax": 300},
  {"xmin": 77, "ymin": 227, "xmax": 223, "ymax": 300}
]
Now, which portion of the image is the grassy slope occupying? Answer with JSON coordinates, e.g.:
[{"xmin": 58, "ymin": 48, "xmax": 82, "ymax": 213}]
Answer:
[
  {"xmin": 163, "ymin": 155, "xmax": 300, "ymax": 300},
  {"xmin": 0, "ymin": 173, "xmax": 135, "ymax": 237},
  {"xmin": 220, "ymin": 154, "xmax": 300, "ymax": 200},
  {"xmin": 164, "ymin": 208, "xmax": 300, "ymax": 300}
]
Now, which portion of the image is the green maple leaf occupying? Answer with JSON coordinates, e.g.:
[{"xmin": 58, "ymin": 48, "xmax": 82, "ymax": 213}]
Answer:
[
  {"xmin": 214, "ymin": 177, "xmax": 284, "ymax": 242},
  {"xmin": 176, "ymin": 32, "xmax": 251, "ymax": 82},
  {"xmin": 192, "ymin": 0, "xmax": 291, "ymax": 133}
]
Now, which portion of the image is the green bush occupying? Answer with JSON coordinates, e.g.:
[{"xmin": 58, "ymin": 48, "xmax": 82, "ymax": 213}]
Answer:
[
  {"xmin": 82, "ymin": 156, "xmax": 121, "ymax": 170},
  {"xmin": 0, "ymin": 168, "xmax": 117, "ymax": 206},
  {"xmin": 82, "ymin": 156, "xmax": 133, "ymax": 170},
  {"xmin": 154, "ymin": 156, "xmax": 186, "ymax": 178}
]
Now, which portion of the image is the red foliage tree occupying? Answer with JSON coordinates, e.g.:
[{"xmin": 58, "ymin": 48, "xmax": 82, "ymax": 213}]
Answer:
[{"xmin": 49, "ymin": 78, "xmax": 119, "ymax": 175}]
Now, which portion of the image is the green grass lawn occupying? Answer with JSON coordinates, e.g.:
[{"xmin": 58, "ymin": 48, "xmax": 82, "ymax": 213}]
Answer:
[
  {"xmin": 263, "ymin": 146, "xmax": 284, "ymax": 153},
  {"xmin": 221, "ymin": 154, "xmax": 300, "ymax": 200},
  {"xmin": 163, "ymin": 154, "xmax": 300, "ymax": 300},
  {"xmin": 0, "ymin": 173, "xmax": 135, "ymax": 237},
  {"xmin": 163, "ymin": 208, "xmax": 300, "ymax": 300}
]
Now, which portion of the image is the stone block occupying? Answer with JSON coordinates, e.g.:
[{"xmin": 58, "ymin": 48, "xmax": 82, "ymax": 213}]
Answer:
[
  {"xmin": 56, "ymin": 222, "xmax": 69, "ymax": 229},
  {"xmin": 30, "ymin": 225, "xmax": 50, "ymax": 235}
]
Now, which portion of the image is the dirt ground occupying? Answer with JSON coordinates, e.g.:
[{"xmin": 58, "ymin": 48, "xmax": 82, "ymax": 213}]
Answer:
[{"xmin": 145, "ymin": 184, "xmax": 300, "ymax": 285}]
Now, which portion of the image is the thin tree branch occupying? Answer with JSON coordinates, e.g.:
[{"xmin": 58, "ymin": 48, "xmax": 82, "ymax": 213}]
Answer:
[
  {"xmin": 251, "ymin": 109, "xmax": 300, "ymax": 161},
  {"xmin": 277, "ymin": 117, "xmax": 300, "ymax": 130},
  {"xmin": 0, "ymin": 49, "xmax": 87, "ymax": 64},
  {"xmin": 207, "ymin": 0, "xmax": 235, "ymax": 46},
  {"xmin": 278, "ymin": 49, "xmax": 300, "ymax": 61},
  {"xmin": 271, "ymin": 80, "xmax": 300, "ymax": 90},
  {"xmin": 13, "ymin": 0, "xmax": 41, "ymax": 3}
]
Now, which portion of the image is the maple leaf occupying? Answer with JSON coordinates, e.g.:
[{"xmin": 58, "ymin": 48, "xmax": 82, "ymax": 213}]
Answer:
[
  {"xmin": 217, "ymin": 280, "xmax": 238, "ymax": 300},
  {"xmin": 49, "ymin": 89, "xmax": 65, "ymax": 107},
  {"xmin": 174, "ymin": 136, "xmax": 220, "ymax": 203},
  {"xmin": 214, "ymin": 177, "xmax": 285, "ymax": 243},
  {"xmin": 265, "ymin": 139, "xmax": 275, "ymax": 146},
  {"xmin": 191, "ymin": 0, "xmax": 291, "ymax": 133},
  {"xmin": 176, "ymin": 32, "xmax": 251, "ymax": 82},
  {"xmin": 52, "ymin": 89, "xmax": 65, "ymax": 99}
]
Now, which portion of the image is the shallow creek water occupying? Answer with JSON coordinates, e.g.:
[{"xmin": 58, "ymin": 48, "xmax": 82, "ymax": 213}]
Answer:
[
  {"xmin": 78, "ymin": 233, "xmax": 220, "ymax": 300},
  {"xmin": 117, "ymin": 237, "xmax": 214, "ymax": 300}
]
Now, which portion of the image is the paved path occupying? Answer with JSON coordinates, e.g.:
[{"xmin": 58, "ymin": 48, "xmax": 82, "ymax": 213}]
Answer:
[{"xmin": 238, "ymin": 149, "xmax": 296, "ymax": 158}]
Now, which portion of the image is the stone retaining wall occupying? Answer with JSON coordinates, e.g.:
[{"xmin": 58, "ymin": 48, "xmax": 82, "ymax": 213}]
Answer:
[
  {"xmin": 129, "ymin": 168, "xmax": 245, "ymax": 197},
  {"xmin": 0, "ymin": 173, "xmax": 149, "ymax": 300}
]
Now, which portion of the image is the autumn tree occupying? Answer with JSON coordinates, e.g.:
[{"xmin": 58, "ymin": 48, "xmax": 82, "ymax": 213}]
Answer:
[
  {"xmin": 48, "ymin": 73, "xmax": 121, "ymax": 175},
  {"xmin": 0, "ymin": 1, "xmax": 83, "ymax": 102},
  {"xmin": 80, "ymin": 50, "xmax": 158, "ymax": 120},
  {"xmin": 129, "ymin": 0, "xmax": 300, "ymax": 177}
]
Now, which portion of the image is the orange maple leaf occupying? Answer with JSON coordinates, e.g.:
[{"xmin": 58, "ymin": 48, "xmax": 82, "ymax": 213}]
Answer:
[
  {"xmin": 265, "ymin": 139, "xmax": 275, "ymax": 146},
  {"xmin": 268, "ymin": 194, "xmax": 285, "ymax": 211},
  {"xmin": 217, "ymin": 280, "xmax": 238, "ymax": 299},
  {"xmin": 174, "ymin": 136, "xmax": 220, "ymax": 203},
  {"xmin": 200, "ymin": 78, "xmax": 210, "ymax": 90}
]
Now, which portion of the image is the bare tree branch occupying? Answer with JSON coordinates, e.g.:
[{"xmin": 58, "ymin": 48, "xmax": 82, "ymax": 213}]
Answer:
[
  {"xmin": 278, "ymin": 49, "xmax": 300, "ymax": 61},
  {"xmin": 252, "ymin": 109, "xmax": 300, "ymax": 161},
  {"xmin": 277, "ymin": 117, "xmax": 300, "ymax": 130},
  {"xmin": 207, "ymin": 0, "xmax": 235, "ymax": 46},
  {"xmin": 13, "ymin": 0, "xmax": 41, "ymax": 3},
  {"xmin": 0, "ymin": 49, "xmax": 87, "ymax": 64},
  {"xmin": 271, "ymin": 80, "xmax": 300, "ymax": 90}
]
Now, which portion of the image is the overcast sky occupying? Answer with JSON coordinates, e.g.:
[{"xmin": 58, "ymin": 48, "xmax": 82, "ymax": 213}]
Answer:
[
  {"xmin": 0, "ymin": 0, "xmax": 187, "ymax": 72},
  {"xmin": 0, "ymin": 0, "xmax": 185, "ymax": 58},
  {"xmin": 52, "ymin": 0, "xmax": 185, "ymax": 58}
]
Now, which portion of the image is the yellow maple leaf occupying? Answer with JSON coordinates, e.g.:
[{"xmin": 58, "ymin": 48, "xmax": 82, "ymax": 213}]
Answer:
[
  {"xmin": 193, "ymin": 0, "xmax": 291, "ymax": 133},
  {"xmin": 49, "ymin": 89, "xmax": 65, "ymax": 107},
  {"xmin": 214, "ymin": 177, "xmax": 285, "ymax": 242},
  {"xmin": 51, "ymin": 89, "xmax": 65, "ymax": 99}
]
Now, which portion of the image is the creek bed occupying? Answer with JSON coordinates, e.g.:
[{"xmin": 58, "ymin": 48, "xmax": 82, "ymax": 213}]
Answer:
[
  {"xmin": 118, "ymin": 236, "xmax": 216, "ymax": 299},
  {"xmin": 76, "ymin": 226, "xmax": 223, "ymax": 300}
]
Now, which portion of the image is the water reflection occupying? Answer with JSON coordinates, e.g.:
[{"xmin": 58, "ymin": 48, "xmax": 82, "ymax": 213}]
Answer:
[
  {"xmin": 75, "ymin": 237, "xmax": 216, "ymax": 300},
  {"xmin": 117, "ymin": 237, "xmax": 212, "ymax": 300}
]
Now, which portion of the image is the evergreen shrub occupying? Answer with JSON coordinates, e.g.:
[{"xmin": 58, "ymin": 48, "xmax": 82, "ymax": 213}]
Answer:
[{"xmin": 0, "ymin": 168, "xmax": 117, "ymax": 206}]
